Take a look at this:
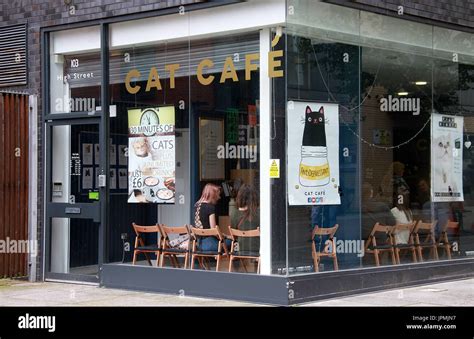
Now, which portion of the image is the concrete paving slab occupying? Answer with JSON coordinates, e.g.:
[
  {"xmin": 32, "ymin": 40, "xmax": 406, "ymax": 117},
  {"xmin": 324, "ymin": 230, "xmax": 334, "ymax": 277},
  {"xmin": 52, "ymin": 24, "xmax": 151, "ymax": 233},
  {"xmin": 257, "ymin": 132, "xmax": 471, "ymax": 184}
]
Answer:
[
  {"xmin": 0, "ymin": 278, "xmax": 472, "ymax": 306},
  {"xmin": 0, "ymin": 280, "xmax": 256, "ymax": 306},
  {"xmin": 302, "ymin": 278, "xmax": 474, "ymax": 306}
]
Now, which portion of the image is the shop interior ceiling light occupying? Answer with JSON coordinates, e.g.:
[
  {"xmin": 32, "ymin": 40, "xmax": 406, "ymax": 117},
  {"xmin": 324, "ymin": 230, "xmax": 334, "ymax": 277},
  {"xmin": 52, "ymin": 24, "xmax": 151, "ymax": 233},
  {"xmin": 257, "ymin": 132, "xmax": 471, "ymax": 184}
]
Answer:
[
  {"xmin": 415, "ymin": 81, "xmax": 427, "ymax": 85},
  {"xmin": 397, "ymin": 91, "xmax": 409, "ymax": 96}
]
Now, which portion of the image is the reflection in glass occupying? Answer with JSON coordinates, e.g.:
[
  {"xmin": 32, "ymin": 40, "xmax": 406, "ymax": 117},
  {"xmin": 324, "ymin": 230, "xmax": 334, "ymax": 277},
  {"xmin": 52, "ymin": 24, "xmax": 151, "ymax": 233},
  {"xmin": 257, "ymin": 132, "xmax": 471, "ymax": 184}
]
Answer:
[{"xmin": 285, "ymin": 0, "xmax": 474, "ymax": 275}]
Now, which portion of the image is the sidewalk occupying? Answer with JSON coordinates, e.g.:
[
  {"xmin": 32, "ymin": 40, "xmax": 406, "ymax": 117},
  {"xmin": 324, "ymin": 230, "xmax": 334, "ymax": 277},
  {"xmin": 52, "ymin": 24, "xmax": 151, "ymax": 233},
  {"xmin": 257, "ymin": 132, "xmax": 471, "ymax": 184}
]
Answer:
[
  {"xmin": 302, "ymin": 278, "xmax": 474, "ymax": 307},
  {"xmin": 0, "ymin": 278, "xmax": 472, "ymax": 306}
]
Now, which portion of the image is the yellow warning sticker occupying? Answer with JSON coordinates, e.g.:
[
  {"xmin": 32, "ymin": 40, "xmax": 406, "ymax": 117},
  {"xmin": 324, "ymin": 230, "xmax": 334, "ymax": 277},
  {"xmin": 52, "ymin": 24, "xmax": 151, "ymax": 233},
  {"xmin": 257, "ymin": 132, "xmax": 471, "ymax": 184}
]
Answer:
[{"xmin": 270, "ymin": 159, "xmax": 280, "ymax": 178}]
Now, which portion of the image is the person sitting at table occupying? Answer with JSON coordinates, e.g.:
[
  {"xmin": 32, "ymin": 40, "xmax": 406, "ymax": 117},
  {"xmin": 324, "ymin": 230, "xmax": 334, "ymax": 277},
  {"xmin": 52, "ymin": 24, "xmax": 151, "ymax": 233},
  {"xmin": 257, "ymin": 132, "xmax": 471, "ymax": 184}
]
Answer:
[
  {"xmin": 391, "ymin": 189, "xmax": 414, "ymax": 244},
  {"xmin": 194, "ymin": 183, "xmax": 232, "ymax": 252},
  {"xmin": 228, "ymin": 178, "xmax": 243, "ymax": 219},
  {"xmin": 230, "ymin": 183, "xmax": 260, "ymax": 254}
]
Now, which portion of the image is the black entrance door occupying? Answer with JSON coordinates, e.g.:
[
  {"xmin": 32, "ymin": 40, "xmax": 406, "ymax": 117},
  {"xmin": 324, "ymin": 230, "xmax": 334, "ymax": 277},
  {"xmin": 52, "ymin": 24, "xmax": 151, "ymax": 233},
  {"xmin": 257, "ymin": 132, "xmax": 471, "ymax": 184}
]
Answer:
[{"xmin": 45, "ymin": 118, "xmax": 104, "ymax": 283}]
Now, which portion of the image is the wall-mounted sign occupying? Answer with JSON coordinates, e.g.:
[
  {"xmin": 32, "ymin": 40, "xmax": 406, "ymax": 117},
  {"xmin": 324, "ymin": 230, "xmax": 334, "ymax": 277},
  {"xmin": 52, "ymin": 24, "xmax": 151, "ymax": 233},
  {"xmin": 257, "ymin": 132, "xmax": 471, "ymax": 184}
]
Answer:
[
  {"xmin": 88, "ymin": 191, "xmax": 99, "ymax": 201},
  {"xmin": 199, "ymin": 117, "xmax": 225, "ymax": 181},
  {"xmin": 65, "ymin": 207, "xmax": 81, "ymax": 214},
  {"xmin": 431, "ymin": 113, "xmax": 464, "ymax": 202},
  {"xmin": 82, "ymin": 167, "xmax": 93, "ymax": 189},
  {"xmin": 70, "ymin": 153, "xmax": 81, "ymax": 176},
  {"xmin": 287, "ymin": 102, "xmax": 340, "ymax": 206},
  {"xmin": 270, "ymin": 159, "xmax": 280, "ymax": 179},
  {"xmin": 82, "ymin": 143, "xmax": 93, "ymax": 165},
  {"xmin": 128, "ymin": 106, "xmax": 176, "ymax": 204}
]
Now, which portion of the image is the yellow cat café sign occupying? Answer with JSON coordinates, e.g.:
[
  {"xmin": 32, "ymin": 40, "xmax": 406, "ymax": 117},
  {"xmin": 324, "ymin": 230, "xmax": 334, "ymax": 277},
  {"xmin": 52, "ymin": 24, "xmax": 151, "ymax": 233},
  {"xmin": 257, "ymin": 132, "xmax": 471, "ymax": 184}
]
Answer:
[{"xmin": 124, "ymin": 50, "xmax": 284, "ymax": 94}]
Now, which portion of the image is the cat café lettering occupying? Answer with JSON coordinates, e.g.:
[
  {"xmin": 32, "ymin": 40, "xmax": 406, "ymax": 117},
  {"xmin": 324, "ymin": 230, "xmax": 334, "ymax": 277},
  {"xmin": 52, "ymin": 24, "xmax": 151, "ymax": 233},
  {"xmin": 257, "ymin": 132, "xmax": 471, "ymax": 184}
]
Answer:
[
  {"xmin": 124, "ymin": 50, "xmax": 284, "ymax": 94},
  {"xmin": 439, "ymin": 116, "xmax": 457, "ymax": 128}
]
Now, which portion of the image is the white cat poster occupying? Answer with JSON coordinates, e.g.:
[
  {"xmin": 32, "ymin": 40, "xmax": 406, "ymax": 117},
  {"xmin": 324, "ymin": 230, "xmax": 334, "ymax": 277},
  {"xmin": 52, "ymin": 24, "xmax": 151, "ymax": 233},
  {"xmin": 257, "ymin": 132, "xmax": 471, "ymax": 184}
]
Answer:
[
  {"xmin": 287, "ymin": 101, "xmax": 340, "ymax": 206},
  {"xmin": 431, "ymin": 113, "xmax": 464, "ymax": 202}
]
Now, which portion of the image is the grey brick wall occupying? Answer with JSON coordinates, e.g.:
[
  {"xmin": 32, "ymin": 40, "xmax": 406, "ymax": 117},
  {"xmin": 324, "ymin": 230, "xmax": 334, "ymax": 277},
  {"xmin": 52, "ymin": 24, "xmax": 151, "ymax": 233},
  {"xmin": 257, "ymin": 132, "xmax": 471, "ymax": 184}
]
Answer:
[
  {"xmin": 330, "ymin": 0, "xmax": 474, "ymax": 29},
  {"xmin": 362, "ymin": 0, "xmax": 474, "ymax": 28}
]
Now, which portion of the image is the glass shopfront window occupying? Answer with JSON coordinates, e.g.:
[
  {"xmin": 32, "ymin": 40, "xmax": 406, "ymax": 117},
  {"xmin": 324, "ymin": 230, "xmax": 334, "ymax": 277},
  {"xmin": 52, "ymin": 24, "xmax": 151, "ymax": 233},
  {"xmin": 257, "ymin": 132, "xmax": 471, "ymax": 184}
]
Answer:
[
  {"xmin": 190, "ymin": 33, "xmax": 261, "ymax": 272},
  {"xmin": 45, "ymin": 1, "xmax": 474, "ymax": 286},
  {"xmin": 283, "ymin": 0, "xmax": 474, "ymax": 274},
  {"xmin": 106, "ymin": 28, "xmax": 262, "ymax": 273},
  {"xmin": 107, "ymin": 40, "xmax": 187, "ymax": 264},
  {"xmin": 46, "ymin": 0, "xmax": 290, "ymax": 279},
  {"xmin": 49, "ymin": 27, "xmax": 101, "ymax": 114}
]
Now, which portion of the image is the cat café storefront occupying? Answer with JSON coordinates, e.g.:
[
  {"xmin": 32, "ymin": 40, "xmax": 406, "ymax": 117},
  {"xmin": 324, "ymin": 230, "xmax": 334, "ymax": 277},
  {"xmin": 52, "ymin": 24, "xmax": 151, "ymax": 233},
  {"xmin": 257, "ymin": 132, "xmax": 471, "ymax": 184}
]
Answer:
[{"xmin": 42, "ymin": 0, "xmax": 474, "ymax": 305}]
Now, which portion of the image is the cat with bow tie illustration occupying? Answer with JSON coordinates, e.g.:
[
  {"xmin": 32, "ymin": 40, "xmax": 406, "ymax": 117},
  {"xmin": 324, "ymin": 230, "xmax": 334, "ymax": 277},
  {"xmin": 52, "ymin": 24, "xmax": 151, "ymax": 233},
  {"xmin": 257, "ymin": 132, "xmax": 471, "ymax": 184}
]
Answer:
[{"xmin": 299, "ymin": 106, "xmax": 330, "ymax": 187}]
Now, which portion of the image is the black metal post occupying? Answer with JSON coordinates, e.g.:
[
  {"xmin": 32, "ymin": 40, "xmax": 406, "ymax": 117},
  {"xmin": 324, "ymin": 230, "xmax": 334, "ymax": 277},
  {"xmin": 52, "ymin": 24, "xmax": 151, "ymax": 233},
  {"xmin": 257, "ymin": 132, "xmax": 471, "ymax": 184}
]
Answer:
[
  {"xmin": 41, "ymin": 30, "xmax": 50, "ymax": 279},
  {"xmin": 99, "ymin": 23, "xmax": 110, "ymax": 276}
]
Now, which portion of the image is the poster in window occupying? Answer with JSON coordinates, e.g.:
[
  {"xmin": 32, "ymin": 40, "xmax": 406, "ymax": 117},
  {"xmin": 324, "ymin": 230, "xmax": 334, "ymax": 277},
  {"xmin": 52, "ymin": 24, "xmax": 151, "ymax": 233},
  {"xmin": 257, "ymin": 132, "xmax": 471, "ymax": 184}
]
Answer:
[
  {"xmin": 110, "ymin": 144, "xmax": 117, "ymax": 166},
  {"xmin": 199, "ymin": 118, "xmax": 225, "ymax": 180},
  {"xmin": 109, "ymin": 168, "xmax": 117, "ymax": 190},
  {"xmin": 82, "ymin": 143, "xmax": 93, "ymax": 165},
  {"xmin": 118, "ymin": 145, "xmax": 128, "ymax": 165},
  {"xmin": 287, "ymin": 101, "xmax": 340, "ymax": 205},
  {"xmin": 118, "ymin": 168, "xmax": 128, "ymax": 189},
  {"xmin": 127, "ymin": 106, "xmax": 176, "ymax": 204},
  {"xmin": 82, "ymin": 167, "xmax": 93, "ymax": 189},
  {"xmin": 431, "ymin": 113, "xmax": 464, "ymax": 202},
  {"xmin": 94, "ymin": 144, "xmax": 100, "ymax": 165}
]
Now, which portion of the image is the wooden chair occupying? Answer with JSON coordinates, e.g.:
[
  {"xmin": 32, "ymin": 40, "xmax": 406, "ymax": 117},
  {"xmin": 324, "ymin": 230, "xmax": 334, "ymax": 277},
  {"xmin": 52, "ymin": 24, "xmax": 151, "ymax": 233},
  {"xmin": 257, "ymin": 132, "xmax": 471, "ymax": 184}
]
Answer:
[
  {"xmin": 227, "ymin": 226, "xmax": 260, "ymax": 273},
  {"xmin": 364, "ymin": 223, "xmax": 396, "ymax": 266},
  {"xmin": 160, "ymin": 225, "xmax": 192, "ymax": 269},
  {"xmin": 437, "ymin": 221, "xmax": 459, "ymax": 259},
  {"xmin": 311, "ymin": 224, "xmax": 339, "ymax": 272},
  {"xmin": 190, "ymin": 226, "xmax": 228, "ymax": 271},
  {"xmin": 391, "ymin": 222, "xmax": 418, "ymax": 264},
  {"xmin": 413, "ymin": 221, "xmax": 439, "ymax": 262},
  {"xmin": 132, "ymin": 223, "xmax": 162, "ymax": 266}
]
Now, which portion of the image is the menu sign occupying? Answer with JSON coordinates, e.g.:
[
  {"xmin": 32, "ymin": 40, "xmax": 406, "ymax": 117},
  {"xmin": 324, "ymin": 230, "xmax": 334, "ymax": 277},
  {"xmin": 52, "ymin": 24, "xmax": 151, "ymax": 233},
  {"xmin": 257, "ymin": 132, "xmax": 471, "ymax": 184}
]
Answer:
[
  {"xmin": 128, "ymin": 106, "xmax": 176, "ymax": 204},
  {"xmin": 431, "ymin": 113, "xmax": 464, "ymax": 202},
  {"xmin": 199, "ymin": 118, "xmax": 225, "ymax": 180}
]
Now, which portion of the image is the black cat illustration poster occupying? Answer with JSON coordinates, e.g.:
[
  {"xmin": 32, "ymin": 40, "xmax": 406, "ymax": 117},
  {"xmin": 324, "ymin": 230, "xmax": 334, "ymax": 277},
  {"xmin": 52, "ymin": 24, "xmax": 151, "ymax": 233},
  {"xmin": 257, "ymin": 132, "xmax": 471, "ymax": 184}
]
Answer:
[
  {"xmin": 431, "ymin": 113, "xmax": 464, "ymax": 202},
  {"xmin": 288, "ymin": 102, "xmax": 340, "ymax": 205}
]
